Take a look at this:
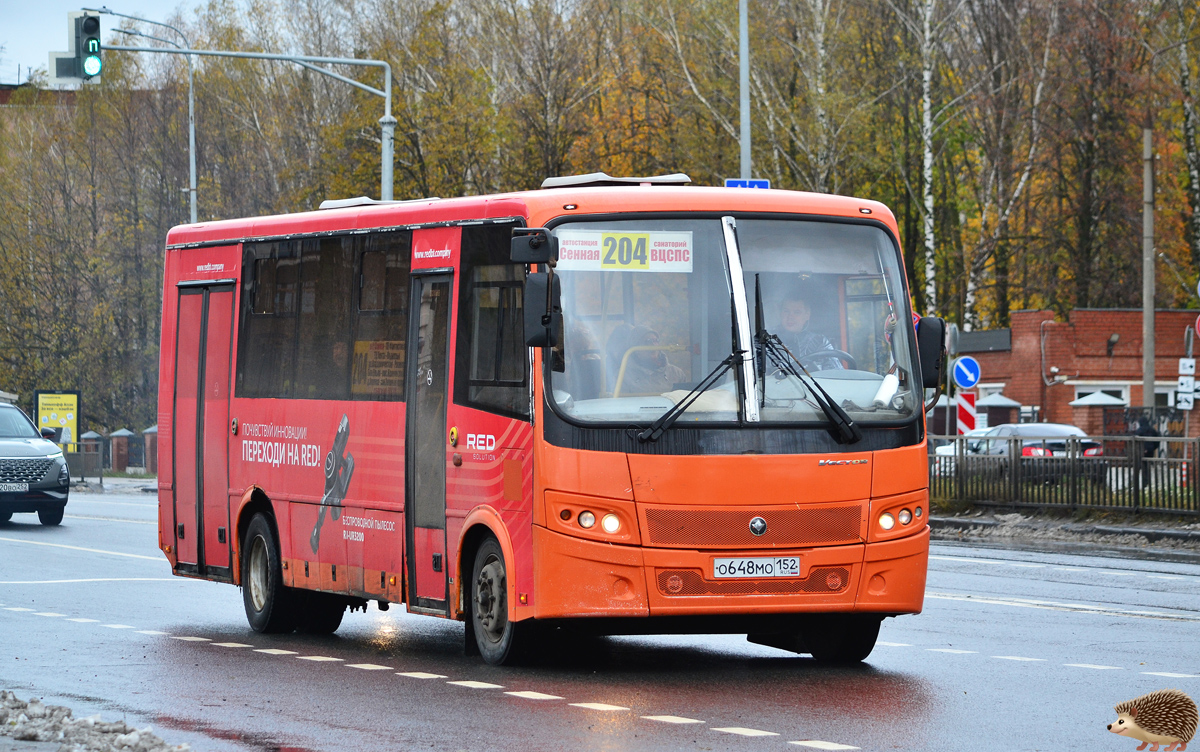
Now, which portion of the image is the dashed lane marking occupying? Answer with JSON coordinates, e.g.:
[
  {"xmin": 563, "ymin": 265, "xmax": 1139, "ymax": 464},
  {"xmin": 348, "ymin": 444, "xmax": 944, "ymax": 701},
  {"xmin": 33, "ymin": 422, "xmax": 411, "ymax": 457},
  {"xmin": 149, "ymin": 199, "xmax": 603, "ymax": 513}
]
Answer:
[
  {"xmin": 877, "ymin": 641, "xmax": 912, "ymax": 647},
  {"xmin": 0, "ymin": 578, "xmax": 176, "ymax": 584},
  {"xmin": 211, "ymin": 642, "xmax": 253, "ymax": 648},
  {"xmin": 102, "ymin": 624, "xmax": 134, "ymax": 629},
  {"xmin": 64, "ymin": 515, "xmax": 155, "ymax": 525},
  {"xmin": 929, "ymin": 555, "xmax": 1043, "ymax": 568},
  {"xmin": 713, "ymin": 727, "xmax": 779, "ymax": 737},
  {"xmin": 135, "ymin": 630, "xmax": 169, "ymax": 635},
  {"xmin": 1146, "ymin": 575, "xmax": 1184, "ymax": 580},
  {"xmin": 570, "ymin": 703, "xmax": 629, "ymax": 711},
  {"xmin": 992, "ymin": 656, "xmax": 1046, "ymax": 662},
  {"xmin": 1052, "ymin": 567, "xmax": 1088, "ymax": 572},
  {"xmin": 1065, "ymin": 664, "xmax": 1123, "ymax": 670},
  {"xmin": 171, "ymin": 636, "xmax": 210, "ymax": 642},
  {"xmin": 506, "ymin": 691, "xmax": 562, "ymax": 700},
  {"xmin": 926, "ymin": 649, "xmax": 977, "ymax": 654},
  {"xmin": 789, "ymin": 742, "xmax": 860, "ymax": 750},
  {"xmin": 345, "ymin": 663, "xmax": 393, "ymax": 670},
  {"xmin": 926, "ymin": 591, "xmax": 1200, "ymax": 622},
  {"xmin": 33, "ymin": 612, "xmax": 65, "ymax": 617},
  {"xmin": 642, "ymin": 716, "xmax": 704, "ymax": 724},
  {"xmin": 297, "ymin": 656, "xmax": 342, "ymax": 662},
  {"xmin": 3, "ymin": 607, "xmax": 33, "ymax": 612},
  {"xmin": 397, "ymin": 672, "xmax": 445, "ymax": 679},
  {"xmin": 447, "ymin": 681, "xmax": 504, "ymax": 689},
  {"xmin": 67, "ymin": 618, "xmax": 99, "ymax": 623},
  {"xmin": 0, "ymin": 537, "xmax": 161, "ymax": 561},
  {"xmin": 254, "ymin": 649, "xmax": 297, "ymax": 655},
  {"xmin": 1142, "ymin": 672, "xmax": 1199, "ymax": 678}
]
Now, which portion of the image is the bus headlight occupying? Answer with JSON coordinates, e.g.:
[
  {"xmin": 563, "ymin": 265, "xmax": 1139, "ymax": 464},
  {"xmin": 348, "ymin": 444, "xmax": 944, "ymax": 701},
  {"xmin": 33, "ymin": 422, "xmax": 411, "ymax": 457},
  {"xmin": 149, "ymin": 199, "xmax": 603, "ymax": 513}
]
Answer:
[
  {"xmin": 879, "ymin": 512, "xmax": 895, "ymax": 531},
  {"xmin": 578, "ymin": 511, "xmax": 596, "ymax": 529},
  {"xmin": 898, "ymin": 508, "xmax": 912, "ymax": 525},
  {"xmin": 601, "ymin": 513, "xmax": 620, "ymax": 534}
]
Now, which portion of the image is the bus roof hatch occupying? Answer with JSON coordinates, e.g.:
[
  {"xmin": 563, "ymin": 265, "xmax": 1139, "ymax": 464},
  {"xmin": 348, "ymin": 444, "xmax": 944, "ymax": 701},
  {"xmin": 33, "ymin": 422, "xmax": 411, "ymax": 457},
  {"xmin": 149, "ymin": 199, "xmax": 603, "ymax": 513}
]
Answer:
[{"xmin": 540, "ymin": 172, "xmax": 692, "ymax": 189}]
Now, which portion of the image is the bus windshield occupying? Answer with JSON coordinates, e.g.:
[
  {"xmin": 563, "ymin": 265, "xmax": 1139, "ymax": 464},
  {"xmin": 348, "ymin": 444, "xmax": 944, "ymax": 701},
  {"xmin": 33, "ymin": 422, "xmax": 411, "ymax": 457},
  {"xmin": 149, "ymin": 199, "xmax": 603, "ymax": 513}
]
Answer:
[{"xmin": 549, "ymin": 216, "xmax": 918, "ymax": 426}]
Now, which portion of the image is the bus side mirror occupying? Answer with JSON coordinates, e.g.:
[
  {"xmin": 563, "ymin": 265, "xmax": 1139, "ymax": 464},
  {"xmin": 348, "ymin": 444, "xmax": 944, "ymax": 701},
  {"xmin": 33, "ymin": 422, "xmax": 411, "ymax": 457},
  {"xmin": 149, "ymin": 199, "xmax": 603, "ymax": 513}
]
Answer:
[
  {"xmin": 916, "ymin": 316, "xmax": 947, "ymax": 389},
  {"xmin": 511, "ymin": 227, "xmax": 558, "ymax": 264},
  {"xmin": 524, "ymin": 272, "xmax": 561, "ymax": 348}
]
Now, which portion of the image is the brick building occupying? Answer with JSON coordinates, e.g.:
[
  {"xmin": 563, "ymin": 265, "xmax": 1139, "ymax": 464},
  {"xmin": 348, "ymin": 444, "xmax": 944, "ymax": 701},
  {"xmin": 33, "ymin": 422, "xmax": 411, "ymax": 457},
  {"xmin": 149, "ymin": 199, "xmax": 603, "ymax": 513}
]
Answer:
[{"xmin": 955, "ymin": 309, "xmax": 1200, "ymax": 435}]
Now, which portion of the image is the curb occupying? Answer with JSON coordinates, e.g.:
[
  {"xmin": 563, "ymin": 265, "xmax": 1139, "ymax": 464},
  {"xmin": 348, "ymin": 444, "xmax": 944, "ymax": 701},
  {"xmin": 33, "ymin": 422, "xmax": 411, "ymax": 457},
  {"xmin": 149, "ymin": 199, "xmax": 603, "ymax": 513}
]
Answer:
[{"xmin": 929, "ymin": 516, "xmax": 1200, "ymax": 544}]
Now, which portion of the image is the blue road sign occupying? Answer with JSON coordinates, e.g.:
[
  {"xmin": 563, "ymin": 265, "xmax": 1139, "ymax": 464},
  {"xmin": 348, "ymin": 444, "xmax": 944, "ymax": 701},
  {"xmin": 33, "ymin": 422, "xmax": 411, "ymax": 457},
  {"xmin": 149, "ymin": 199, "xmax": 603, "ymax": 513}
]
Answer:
[
  {"xmin": 724, "ymin": 178, "xmax": 771, "ymax": 189},
  {"xmin": 952, "ymin": 356, "xmax": 982, "ymax": 390}
]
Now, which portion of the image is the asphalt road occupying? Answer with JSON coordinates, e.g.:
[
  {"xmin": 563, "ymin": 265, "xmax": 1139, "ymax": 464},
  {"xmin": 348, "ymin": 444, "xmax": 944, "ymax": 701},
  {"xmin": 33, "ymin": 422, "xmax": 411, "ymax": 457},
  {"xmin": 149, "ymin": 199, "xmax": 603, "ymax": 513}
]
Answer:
[{"xmin": 2, "ymin": 489, "xmax": 1198, "ymax": 752}]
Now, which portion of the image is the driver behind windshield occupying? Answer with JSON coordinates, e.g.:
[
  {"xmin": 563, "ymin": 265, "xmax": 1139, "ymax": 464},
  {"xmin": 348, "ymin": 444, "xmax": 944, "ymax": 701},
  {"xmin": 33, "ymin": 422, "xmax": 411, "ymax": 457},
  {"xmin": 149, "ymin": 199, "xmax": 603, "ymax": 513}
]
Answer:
[{"xmin": 778, "ymin": 289, "xmax": 844, "ymax": 371}]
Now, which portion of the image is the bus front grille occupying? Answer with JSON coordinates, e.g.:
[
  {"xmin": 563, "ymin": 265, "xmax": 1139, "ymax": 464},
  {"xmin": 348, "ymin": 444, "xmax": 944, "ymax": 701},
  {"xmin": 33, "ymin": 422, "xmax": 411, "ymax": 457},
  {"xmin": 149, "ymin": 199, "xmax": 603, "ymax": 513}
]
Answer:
[
  {"xmin": 643, "ymin": 505, "xmax": 862, "ymax": 548},
  {"xmin": 655, "ymin": 567, "xmax": 851, "ymax": 596}
]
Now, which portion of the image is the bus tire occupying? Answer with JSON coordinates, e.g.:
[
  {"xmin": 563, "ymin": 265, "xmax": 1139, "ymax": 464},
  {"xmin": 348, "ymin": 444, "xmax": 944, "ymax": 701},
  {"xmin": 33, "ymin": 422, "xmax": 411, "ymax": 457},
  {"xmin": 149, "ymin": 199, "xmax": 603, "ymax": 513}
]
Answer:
[
  {"xmin": 242, "ymin": 513, "xmax": 296, "ymax": 633},
  {"xmin": 470, "ymin": 536, "xmax": 530, "ymax": 665},
  {"xmin": 804, "ymin": 614, "xmax": 882, "ymax": 664},
  {"xmin": 38, "ymin": 504, "xmax": 65, "ymax": 526},
  {"xmin": 0, "ymin": 511, "xmax": 12, "ymax": 523},
  {"xmin": 294, "ymin": 592, "xmax": 345, "ymax": 635}
]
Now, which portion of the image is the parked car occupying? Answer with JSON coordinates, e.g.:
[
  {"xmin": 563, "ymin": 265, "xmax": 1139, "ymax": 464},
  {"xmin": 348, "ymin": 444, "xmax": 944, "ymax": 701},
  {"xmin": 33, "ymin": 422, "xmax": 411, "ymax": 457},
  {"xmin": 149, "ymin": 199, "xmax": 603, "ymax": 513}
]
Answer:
[
  {"xmin": 973, "ymin": 423, "xmax": 1106, "ymax": 484},
  {"xmin": 0, "ymin": 403, "xmax": 70, "ymax": 525},
  {"xmin": 931, "ymin": 428, "xmax": 990, "ymax": 476}
]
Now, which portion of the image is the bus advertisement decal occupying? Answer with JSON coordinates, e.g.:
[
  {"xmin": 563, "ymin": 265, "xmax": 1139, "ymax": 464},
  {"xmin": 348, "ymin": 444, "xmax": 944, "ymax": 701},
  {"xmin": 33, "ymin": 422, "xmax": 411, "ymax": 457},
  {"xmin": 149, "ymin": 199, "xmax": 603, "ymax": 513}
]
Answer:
[{"xmin": 310, "ymin": 415, "xmax": 355, "ymax": 553}]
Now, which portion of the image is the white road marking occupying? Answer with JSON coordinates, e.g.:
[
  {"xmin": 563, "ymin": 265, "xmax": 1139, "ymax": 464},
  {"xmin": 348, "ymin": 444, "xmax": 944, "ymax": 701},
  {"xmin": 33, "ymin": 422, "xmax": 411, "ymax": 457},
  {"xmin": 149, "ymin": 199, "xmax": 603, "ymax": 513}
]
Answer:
[
  {"xmin": 0, "ymin": 537, "xmax": 161, "ymax": 561},
  {"xmin": 1146, "ymin": 575, "xmax": 1183, "ymax": 580},
  {"xmin": 64, "ymin": 515, "xmax": 155, "ymax": 525},
  {"xmin": 171, "ymin": 636, "xmax": 210, "ymax": 642},
  {"xmin": 447, "ymin": 680, "xmax": 504, "ymax": 689},
  {"xmin": 1065, "ymin": 664, "xmax": 1123, "ymax": 670},
  {"xmin": 877, "ymin": 641, "xmax": 912, "ymax": 647},
  {"xmin": 135, "ymin": 630, "xmax": 169, "ymax": 635},
  {"xmin": 211, "ymin": 642, "xmax": 252, "ymax": 648},
  {"xmin": 927, "ymin": 649, "xmax": 977, "ymax": 654},
  {"xmin": 67, "ymin": 618, "xmax": 100, "ymax": 623},
  {"xmin": 789, "ymin": 742, "xmax": 860, "ymax": 750},
  {"xmin": 642, "ymin": 716, "xmax": 704, "ymax": 724},
  {"xmin": 297, "ymin": 656, "xmax": 342, "ymax": 662},
  {"xmin": 506, "ymin": 691, "xmax": 562, "ymax": 700},
  {"xmin": 570, "ymin": 703, "xmax": 628, "ymax": 711},
  {"xmin": 396, "ymin": 672, "xmax": 445, "ymax": 679},
  {"xmin": 33, "ymin": 612, "xmax": 65, "ymax": 617},
  {"xmin": 992, "ymin": 656, "xmax": 1046, "ymax": 662},
  {"xmin": 0, "ymin": 578, "xmax": 175, "ymax": 584},
  {"xmin": 713, "ymin": 727, "xmax": 779, "ymax": 737},
  {"xmin": 255, "ymin": 649, "xmax": 297, "ymax": 655},
  {"xmin": 1109, "ymin": 573, "xmax": 1137, "ymax": 577},
  {"xmin": 927, "ymin": 591, "xmax": 1200, "ymax": 622},
  {"xmin": 1142, "ymin": 672, "xmax": 1199, "ymax": 678},
  {"xmin": 345, "ymin": 663, "xmax": 393, "ymax": 670},
  {"xmin": 102, "ymin": 624, "xmax": 134, "ymax": 629},
  {"xmin": 3, "ymin": 607, "xmax": 33, "ymax": 611},
  {"xmin": 1053, "ymin": 567, "xmax": 1088, "ymax": 572},
  {"xmin": 68, "ymin": 499, "xmax": 156, "ymax": 507},
  {"xmin": 929, "ymin": 555, "xmax": 1042, "ymax": 568}
]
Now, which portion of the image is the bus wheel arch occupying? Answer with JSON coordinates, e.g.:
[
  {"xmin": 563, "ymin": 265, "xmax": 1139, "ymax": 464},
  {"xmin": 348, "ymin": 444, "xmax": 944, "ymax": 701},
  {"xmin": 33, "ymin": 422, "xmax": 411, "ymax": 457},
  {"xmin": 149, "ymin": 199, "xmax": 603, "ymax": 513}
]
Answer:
[
  {"xmin": 456, "ymin": 509, "xmax": 519, "ymax": 622},
  {"xmin": 234, "ymin": 486, "xmax": 275, "ymax": 587}
]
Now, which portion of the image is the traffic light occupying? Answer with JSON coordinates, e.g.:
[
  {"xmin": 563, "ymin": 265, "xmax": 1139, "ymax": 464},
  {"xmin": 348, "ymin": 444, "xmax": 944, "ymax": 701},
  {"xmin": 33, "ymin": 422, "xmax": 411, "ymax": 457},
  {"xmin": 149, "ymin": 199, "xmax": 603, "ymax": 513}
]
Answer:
[{"xmin": 76, "ymin": 13, "xmax": 102, "ymax": 79}]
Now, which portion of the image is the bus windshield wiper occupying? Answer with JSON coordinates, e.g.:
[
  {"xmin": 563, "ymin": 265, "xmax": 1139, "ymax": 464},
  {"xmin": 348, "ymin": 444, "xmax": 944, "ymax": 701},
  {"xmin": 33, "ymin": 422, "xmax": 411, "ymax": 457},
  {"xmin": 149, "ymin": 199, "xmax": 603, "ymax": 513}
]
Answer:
[
  {"xmin": 753, "ymin": 276, "xmax": 863, "ymax": 445},
  {"xmin": 635, "ymin": 352, "xmax": 741, "ymax": 443}
]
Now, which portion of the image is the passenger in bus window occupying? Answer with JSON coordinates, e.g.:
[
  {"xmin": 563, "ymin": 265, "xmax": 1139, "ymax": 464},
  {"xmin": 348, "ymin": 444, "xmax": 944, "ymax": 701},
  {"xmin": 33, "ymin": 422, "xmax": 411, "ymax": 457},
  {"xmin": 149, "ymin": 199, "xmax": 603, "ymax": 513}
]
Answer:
[
  {"xmin": 609, "ymin": 325, "xmax": 685, "ymax": 395},
  {"xmin": 778, "ymin": 290, "xmax": 844, "ymax": 371}
]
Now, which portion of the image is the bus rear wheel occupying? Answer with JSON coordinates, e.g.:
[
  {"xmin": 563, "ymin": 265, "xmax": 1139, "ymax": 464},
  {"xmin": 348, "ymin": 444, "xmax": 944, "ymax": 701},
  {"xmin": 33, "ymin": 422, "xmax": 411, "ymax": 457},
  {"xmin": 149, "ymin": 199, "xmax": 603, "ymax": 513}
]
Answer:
[
  {"xmin": 803, "ymin": 614, "xmax": 883, "ymax": 664},
  {"xmin": 242, "ymin": 513, "xmax": 296, "ymax": 633},
  {"xmin": 470, "ymin": 537, "xmax": 531, "ymax": 665}
]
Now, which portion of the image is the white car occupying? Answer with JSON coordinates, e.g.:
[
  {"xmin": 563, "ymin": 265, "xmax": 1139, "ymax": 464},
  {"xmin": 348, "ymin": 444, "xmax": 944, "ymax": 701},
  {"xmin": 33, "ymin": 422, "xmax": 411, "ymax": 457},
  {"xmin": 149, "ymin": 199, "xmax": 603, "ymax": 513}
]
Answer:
[{"xmin": 931, "ymin": 428, "xmax": 991, "ymax": 476}]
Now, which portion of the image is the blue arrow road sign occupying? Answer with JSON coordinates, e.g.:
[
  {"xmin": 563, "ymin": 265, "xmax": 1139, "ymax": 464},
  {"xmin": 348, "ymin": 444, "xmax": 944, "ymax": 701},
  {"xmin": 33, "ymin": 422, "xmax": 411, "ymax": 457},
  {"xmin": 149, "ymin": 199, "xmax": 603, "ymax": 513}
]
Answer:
[
  {"xmin": 724, "ymin": 178, "xmax": 771, "ymax": 189},
  {"xmin": 952, "ymin": 356, "xmax": 982, "ymax": 389}
]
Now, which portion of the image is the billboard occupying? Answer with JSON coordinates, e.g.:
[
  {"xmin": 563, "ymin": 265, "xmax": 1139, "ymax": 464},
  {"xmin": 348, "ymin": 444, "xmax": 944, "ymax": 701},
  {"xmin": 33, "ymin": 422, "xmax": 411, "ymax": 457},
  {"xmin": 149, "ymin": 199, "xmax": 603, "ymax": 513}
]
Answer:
[{"xmin": 34, "ymin": 390, "xmax": 81, "ymax": 449}]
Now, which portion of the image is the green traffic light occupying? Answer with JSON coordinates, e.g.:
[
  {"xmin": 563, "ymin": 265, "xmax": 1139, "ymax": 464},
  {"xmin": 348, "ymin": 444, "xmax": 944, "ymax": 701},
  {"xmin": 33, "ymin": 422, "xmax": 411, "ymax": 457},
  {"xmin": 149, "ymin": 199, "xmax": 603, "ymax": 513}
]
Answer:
[{"xmin": 82, "ymin": 55, "xmax": 102, "ymax": 77}]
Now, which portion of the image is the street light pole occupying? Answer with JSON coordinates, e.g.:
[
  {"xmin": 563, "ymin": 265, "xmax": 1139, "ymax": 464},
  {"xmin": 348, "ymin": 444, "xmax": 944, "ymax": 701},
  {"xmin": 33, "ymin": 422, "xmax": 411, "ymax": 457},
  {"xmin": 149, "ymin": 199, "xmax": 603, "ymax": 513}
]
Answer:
[
  {"xmin": 738, "ymin": 0, "xmax": 751, "ymax": 181},
  {"xmin": 86, "ymin": 8, "xmax": 197, "ymax": 223}
]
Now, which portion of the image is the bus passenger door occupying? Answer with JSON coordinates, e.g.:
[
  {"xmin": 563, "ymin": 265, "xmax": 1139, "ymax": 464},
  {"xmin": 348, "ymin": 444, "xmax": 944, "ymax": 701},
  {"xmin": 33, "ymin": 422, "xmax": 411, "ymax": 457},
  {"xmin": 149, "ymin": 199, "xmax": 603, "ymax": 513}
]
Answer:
[
  {"xmin": 171, "ymin": 280, "xmax": 235, "ymax": 578},
  {"xmin": 404, "ymin": 274, "xmax": 452, "ymax": 613}
]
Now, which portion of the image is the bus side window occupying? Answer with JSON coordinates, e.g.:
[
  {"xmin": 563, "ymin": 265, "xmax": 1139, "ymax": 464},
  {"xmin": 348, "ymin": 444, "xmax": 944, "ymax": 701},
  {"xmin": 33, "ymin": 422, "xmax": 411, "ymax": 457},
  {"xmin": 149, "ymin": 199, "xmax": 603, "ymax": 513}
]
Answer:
[
  {"xmin": 237, "ymin": 242, "xmax": 298, "ymax": 398},
  {"xmin": 454, "ymin": 223, "xmax": 529, "ymax": 420},
  {"xmin": 351, "ymin": 230, "xmax": 411, "ymax": 401}
]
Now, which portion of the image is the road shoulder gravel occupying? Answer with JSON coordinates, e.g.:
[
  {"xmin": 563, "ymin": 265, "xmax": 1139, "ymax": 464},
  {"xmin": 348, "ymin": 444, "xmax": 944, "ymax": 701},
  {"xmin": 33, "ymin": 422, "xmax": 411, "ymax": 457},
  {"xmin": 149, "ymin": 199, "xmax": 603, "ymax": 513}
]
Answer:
[{"xmin": 0, "ymin": 692, "xmax": 188, "ymax": 752}]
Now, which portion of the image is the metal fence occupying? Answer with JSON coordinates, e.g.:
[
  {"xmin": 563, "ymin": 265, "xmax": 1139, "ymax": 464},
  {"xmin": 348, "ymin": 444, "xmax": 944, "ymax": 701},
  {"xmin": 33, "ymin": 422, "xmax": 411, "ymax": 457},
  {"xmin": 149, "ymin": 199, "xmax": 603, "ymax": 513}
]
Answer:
[{"xmin": 929, "ymin": 434, "xmax": 1200, "ymax": 515}]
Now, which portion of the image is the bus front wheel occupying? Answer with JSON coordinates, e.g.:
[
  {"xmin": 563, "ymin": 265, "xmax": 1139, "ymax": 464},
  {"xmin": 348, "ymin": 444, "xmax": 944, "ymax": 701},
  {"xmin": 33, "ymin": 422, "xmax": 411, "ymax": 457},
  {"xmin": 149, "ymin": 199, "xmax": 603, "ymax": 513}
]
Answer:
[
  {"xmin": 804, "ymin": 614, "xmax": 883, "ymax": 663},
  {"xmin": 242, "ymin": 513, "xmax": 296, "ymax": 633},
  {"xmin": 470, "ymin": 536, "xmax": 530, "ymax": 665}
]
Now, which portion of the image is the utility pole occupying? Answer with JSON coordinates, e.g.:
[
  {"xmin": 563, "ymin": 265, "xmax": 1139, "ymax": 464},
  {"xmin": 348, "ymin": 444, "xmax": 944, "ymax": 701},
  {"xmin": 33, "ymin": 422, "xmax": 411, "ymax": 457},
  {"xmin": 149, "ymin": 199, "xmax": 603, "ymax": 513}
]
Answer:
[
  {"xmin": 1143, "ymin": 123, "xmax": 1155, "ymax": 410},
  {"xmin": 738, "ymin": 0, "xmax": 750, "ymax": 180}
]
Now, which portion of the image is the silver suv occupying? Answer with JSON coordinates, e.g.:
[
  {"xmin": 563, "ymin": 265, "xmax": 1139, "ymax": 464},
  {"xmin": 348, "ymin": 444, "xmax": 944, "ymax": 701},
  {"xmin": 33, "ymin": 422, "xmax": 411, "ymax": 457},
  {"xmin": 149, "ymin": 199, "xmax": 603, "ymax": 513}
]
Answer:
[{"xmin": 0, "ymin": 403, "xmax": 70, "ymax": 525}]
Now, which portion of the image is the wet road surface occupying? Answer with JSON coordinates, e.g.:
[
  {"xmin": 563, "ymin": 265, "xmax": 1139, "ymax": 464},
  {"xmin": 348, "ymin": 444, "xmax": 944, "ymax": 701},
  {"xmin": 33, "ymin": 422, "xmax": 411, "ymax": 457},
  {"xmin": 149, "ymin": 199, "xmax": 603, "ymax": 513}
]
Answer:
[{"xmin": 2, "ymin": 491, "xmax": 1198, "ymax": 751}]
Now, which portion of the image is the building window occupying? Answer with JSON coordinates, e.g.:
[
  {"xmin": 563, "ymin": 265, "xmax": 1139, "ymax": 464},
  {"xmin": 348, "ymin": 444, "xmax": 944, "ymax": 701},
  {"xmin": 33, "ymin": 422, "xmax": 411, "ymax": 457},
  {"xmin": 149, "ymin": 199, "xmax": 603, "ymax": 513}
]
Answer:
[{"xmin": 1074, "ymin": 386, "xmax": 1128, "ymax": 404}]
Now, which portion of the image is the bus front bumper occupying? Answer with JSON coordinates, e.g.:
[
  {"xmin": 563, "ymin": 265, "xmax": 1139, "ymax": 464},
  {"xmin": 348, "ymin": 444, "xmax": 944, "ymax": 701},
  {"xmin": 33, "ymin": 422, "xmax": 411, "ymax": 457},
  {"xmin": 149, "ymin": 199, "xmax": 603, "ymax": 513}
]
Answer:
[{"xmin": 531, "ymin": 525, "xmax": 929, "ymax": 620}]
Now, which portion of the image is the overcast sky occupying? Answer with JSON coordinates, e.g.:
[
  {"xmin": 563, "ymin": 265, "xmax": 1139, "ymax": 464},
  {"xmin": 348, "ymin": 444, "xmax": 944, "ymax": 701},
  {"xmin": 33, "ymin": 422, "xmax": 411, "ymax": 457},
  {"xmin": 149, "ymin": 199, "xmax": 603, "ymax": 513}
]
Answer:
[{"xmin": 0, "ymin": 0, "xmax": 181, "ymax": 85}]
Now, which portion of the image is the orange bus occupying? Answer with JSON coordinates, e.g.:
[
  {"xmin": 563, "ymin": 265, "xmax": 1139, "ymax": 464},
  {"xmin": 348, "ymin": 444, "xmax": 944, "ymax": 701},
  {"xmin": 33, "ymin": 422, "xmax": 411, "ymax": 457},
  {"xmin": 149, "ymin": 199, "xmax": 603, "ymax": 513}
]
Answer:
[{"xmin": 157, "ymin": 173, "xmax": 945, "ymax": 665}]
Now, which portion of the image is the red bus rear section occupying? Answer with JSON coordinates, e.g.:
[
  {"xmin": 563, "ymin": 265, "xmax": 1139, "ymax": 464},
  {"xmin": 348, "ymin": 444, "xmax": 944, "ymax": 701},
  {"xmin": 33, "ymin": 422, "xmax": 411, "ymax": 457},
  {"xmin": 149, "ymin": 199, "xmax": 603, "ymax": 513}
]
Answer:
[{"xmin": 158, "ymin": 180, "xmax": 943, "ymax": 664}]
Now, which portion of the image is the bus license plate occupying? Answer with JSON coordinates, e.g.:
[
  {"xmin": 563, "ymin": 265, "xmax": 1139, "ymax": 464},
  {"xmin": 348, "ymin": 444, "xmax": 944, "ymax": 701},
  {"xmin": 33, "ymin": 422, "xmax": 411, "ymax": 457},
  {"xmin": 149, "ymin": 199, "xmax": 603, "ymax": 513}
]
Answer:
[
  {"xmin": 0, "ymin": 483, "xmax": 29, "ymax": 493},
  {"xmin": 713, "ymin": 557, "xmax": 800, "ymax": 578}
]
